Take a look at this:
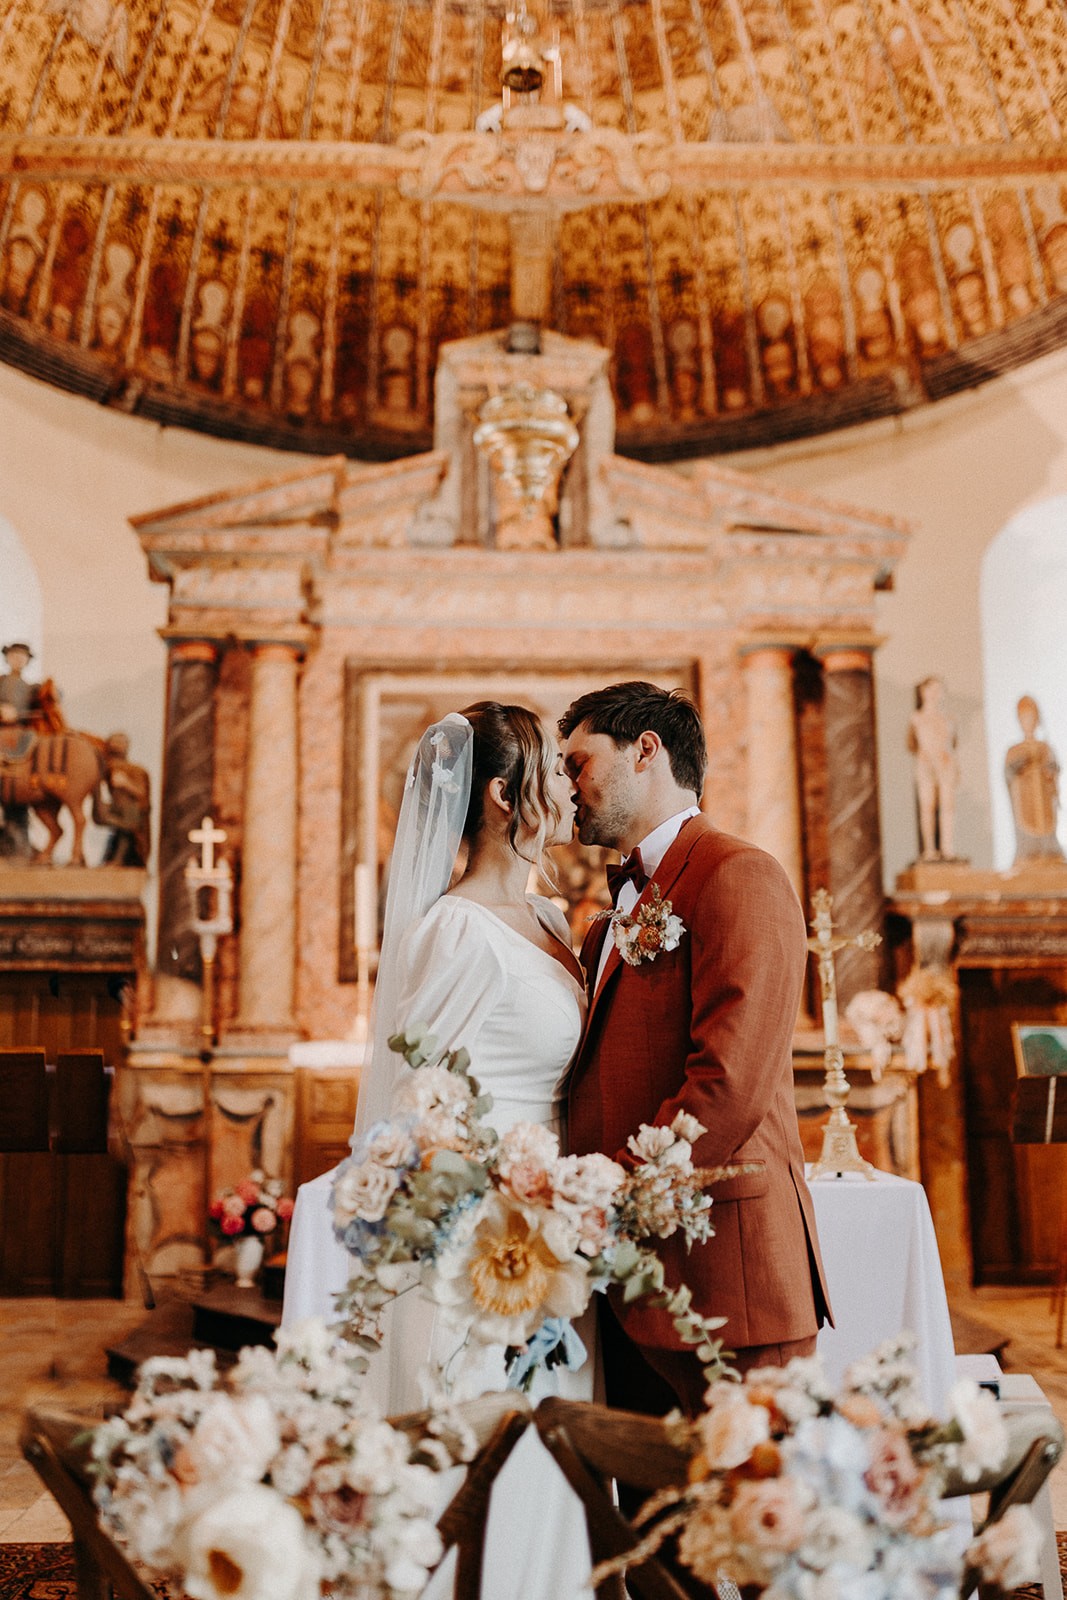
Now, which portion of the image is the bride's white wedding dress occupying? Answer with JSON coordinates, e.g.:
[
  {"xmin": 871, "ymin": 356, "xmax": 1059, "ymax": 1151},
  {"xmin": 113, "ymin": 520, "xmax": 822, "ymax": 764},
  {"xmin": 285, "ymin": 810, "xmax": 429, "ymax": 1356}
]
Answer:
[{"xmin": 282, "ymin": 892, "xmax": 594, "ymax": 1600}]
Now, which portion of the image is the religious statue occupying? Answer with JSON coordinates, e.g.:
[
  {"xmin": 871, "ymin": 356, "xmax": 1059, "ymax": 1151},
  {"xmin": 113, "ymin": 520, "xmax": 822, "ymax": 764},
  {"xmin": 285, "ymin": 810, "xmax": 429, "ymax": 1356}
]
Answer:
[
  {"xmin": 907, "ymin": 675, "xmax": 959, "ymax": 861},
  {"xmin": 0, "ymin": 640, "xmax": 39, "ymax": 727},
  {"xmin": 93, "ymin": 732, "xmax": 151, "ymax": 866},
  {"xmin": 1005, "ymin": 694, "xmax": 1065, "ymax": 865},
  {"xmin": 0, "ymin": 642, "xmax": 39, "ymax": 854}
]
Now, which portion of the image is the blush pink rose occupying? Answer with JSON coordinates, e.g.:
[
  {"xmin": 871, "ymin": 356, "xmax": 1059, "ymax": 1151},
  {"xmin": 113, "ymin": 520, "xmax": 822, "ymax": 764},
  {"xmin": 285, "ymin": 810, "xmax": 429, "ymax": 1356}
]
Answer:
[
  {"xmin": 276, "ymin": 1196, "xmax": 294, "ymax": 1221},
  {"xmin": 864, "ymin": 1427, "xmax": 925, "ymax": 1527},
  {"xmin": 235, "ymin": 1180, "xmax": 261, "ymax": 1206},
  {"xmin": 504, "ymin": 1159, "xmax": 554, "ymax": 1206},
  {"xmin": 728, "ymin": 1476, "xmax": 806, "ymax": 1553},
  {"xmin": 250, "ymin": 1207, "xmax": 277, "ymax": 1233}
]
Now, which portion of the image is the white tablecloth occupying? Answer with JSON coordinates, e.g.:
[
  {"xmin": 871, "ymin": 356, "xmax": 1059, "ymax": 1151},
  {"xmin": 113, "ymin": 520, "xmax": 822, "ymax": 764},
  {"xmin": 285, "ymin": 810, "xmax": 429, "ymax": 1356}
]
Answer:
[{"xmin": 810, "ymin": 1167, "xmax": 958, "ymax": 1415}]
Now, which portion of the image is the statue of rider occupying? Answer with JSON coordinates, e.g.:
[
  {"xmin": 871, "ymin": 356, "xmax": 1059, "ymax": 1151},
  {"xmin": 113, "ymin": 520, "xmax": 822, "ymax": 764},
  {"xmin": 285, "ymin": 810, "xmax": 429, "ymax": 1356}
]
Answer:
[{"xmin": 0, "ymin": 641, "xmax": 38, "ymax": 856}]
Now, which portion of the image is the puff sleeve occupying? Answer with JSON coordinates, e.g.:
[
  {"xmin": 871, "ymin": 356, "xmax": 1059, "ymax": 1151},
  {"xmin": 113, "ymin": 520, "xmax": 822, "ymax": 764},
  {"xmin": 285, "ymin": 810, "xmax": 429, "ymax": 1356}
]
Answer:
[{"xmin": 394, "ymin": 898, "xmax": 508, "ymax": 1058}]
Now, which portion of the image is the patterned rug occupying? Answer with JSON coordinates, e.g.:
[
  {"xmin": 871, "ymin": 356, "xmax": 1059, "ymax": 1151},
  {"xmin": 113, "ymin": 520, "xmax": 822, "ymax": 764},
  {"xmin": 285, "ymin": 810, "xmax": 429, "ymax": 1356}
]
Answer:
[
  {"xmin": 1, "ymin": 1537, "xmax": 1064, "ymax": 1598},
  {"xmin": 0, "ymin": 1545, "xmax": 171, "ymax": 1600}
]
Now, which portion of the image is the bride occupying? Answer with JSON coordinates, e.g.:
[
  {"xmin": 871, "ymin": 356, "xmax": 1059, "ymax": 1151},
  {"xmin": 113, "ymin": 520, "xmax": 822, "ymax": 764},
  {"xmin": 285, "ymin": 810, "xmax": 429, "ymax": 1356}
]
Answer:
[{"xmin": 282, "ymin": 702, "xmax": 594, "ymax": 1599}]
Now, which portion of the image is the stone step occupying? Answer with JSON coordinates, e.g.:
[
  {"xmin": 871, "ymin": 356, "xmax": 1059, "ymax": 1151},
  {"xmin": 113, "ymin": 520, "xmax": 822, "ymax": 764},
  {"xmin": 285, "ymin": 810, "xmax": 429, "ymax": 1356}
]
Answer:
[
  {"xmin": 105, "ymin": 1279, "xmax": 285, "ymax": 1388},
  {"xmin": 190, "ymin": 1282, "xmax": 282, "ymax": 1351},
  {"xmin": 104, "ymin": 1301, "xmax": 233, "ymax": 1387}
]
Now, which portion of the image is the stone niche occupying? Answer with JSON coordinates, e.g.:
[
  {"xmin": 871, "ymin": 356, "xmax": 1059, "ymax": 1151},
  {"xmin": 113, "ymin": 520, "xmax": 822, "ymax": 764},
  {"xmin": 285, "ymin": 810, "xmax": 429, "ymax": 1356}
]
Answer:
[{"xmin": 124, "ymin": 327, "xmax": 908, "ymax": 1283}]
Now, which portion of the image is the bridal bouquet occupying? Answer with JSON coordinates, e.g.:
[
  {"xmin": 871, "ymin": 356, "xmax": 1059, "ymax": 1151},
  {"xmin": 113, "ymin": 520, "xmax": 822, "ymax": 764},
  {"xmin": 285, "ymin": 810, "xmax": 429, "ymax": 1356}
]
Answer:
[
  {"xmin": 331, "ymin": 1027, "xmax": 729, "ymax": 1387},
  {"xmin": 88, "ymin": 1321, "xmax": 475, "ymax": 1600},
  {"xmin": 595, "ymin": 1335, "xmax": 1043, "ymax": 1600}
]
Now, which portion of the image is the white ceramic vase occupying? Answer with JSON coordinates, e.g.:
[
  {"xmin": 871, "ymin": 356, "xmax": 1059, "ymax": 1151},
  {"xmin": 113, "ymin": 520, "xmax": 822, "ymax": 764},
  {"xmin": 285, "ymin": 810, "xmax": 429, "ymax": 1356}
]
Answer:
[{"xmin": 233, "ymin": 1232, "xmax": 265, "ymax": 1288}]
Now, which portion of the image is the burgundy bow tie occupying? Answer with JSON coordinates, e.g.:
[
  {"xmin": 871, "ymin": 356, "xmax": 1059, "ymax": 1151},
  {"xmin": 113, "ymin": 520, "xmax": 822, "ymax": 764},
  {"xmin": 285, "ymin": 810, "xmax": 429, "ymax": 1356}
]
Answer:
[{"xmin": 606, "ymin": 848, "xmax": 648, "ymax": 905}]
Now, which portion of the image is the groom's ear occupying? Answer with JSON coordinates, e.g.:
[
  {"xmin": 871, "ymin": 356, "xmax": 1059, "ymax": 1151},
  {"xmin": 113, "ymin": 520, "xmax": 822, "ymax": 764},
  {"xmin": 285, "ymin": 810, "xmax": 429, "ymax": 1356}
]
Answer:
[{"xmin": 633, "ymin": 730, "xmax": 663, "ymax": 771}]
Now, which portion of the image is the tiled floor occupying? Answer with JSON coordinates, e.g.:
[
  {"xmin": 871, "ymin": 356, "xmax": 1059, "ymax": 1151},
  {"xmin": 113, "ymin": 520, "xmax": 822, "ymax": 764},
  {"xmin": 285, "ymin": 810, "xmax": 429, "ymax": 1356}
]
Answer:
[
  {"xmin": 2, "ymin": 1285, "xmax": 1066, "ymax": 1544},
  {"xmin": 1, "ymin": 1296, "xmax": 146, "ymax": 1543}
]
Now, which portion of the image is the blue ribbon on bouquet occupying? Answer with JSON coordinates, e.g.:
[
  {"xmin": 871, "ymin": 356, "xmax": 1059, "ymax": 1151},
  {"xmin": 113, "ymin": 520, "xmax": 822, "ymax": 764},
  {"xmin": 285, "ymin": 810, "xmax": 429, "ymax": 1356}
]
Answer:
[{"xmin": 506, "ymin": 1317, "xmax": 587, "ymax": 1391}]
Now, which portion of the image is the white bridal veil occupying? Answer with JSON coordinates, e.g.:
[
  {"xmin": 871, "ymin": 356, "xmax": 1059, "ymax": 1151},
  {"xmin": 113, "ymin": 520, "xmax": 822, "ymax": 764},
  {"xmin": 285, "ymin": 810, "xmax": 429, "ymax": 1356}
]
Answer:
[{"xmin": 352, "ymin": 712, "xmax": 474, "ymax": 1136}]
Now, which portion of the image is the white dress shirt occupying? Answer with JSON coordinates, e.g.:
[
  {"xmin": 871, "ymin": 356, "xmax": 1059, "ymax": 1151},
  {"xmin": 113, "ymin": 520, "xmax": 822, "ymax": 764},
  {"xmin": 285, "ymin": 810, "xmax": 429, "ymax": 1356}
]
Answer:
[{"xmin": 595, "ymin": 805, "xmax": 701, "ymax": 991}]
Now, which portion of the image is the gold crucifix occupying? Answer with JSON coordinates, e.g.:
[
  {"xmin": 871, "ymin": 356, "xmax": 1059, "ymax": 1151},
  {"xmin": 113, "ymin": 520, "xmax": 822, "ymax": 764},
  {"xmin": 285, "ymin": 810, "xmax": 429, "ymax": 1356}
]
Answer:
[{"xmin": 807, "ymin": 888, "xmax": 882, "ymax": 1181}]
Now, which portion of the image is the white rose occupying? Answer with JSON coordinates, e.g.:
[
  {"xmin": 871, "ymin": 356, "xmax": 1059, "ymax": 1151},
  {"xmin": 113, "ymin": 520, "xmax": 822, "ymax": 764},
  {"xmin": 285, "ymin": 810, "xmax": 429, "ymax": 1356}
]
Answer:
[
  {"xmin": 497, "ymin": 1120, "xmax": 560, "ymax": 1176},
  {"xmin": 628, "ymin": 1124, "xmax": 675, "ymax": 1162},
  {"xmin": 367, "ymin": 1125, "xmax": 418, "ymax": 1167},
  {"xmin": 334, "ymin": 1160, "xmax": 400, "ymax": 1225},
  {"xmin": 697, "ymin": 1391, "xmax": 771, "ymax": 1469},
  {"xmin": 670, "ymin": 1110, "xmax": 705, "ymax": 1143},
  {"xmin": 798, "ymin": 1504, "xmax": 875, "ymax": 1573},
  {"xmin": 393, "ymin": 1065, "xmax": 470, "ymax": 1114},
  {"xmin": 179, "ymin": 1486, "xmax": 319, "ymax": 1600},
  {"xmin": 948, "ymin": 1377, "xmax": 1008, "ymax": 1481},
  {"xmin": 554, "ymin": 1152, "xmax": 625, "ymax": 1208},
  {"xmin": 184, "ymin": 1394, "xmax": 280, "ymax": 1486}
]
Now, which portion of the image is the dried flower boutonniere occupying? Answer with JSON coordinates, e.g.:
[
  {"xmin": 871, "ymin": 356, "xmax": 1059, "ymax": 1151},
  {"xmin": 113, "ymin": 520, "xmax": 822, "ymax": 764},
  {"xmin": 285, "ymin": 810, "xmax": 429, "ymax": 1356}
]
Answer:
[{"xmin": 594, "ymin": 884, "xmax": 686, "ymax": 967}]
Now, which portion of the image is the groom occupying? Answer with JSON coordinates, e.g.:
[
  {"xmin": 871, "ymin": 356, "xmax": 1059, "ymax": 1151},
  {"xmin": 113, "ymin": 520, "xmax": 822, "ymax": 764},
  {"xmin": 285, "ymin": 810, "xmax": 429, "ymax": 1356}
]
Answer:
[{"xmin": 560, "ymin": 680, "xmax": 831, "ymax": 1417}]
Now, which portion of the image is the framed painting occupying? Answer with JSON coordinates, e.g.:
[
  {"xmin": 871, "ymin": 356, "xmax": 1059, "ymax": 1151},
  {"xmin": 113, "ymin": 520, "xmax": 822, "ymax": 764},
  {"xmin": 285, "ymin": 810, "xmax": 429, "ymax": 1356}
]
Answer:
[{"xmin": 1011, "ymin": 1023, "xmax": 1067, "ymax": 1078}]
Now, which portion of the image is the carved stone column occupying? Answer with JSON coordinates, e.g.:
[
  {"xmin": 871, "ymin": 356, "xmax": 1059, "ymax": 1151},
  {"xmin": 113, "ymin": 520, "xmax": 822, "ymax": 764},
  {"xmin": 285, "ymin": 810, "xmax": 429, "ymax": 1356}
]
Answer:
[
  {"xmin": 741, "ymin": 643, "xmax": 805, "ymax": 901},
  {"xmin": 234, "ymin": 642, "xmax": 300, "ymax": 1037},
  {"xmin": 155, "ymin": 640, "xmax": 219, "ymax": 1000},
  {"xmin": 819, "ymin": 645, "xmax": 885, "ymax": 1001}
]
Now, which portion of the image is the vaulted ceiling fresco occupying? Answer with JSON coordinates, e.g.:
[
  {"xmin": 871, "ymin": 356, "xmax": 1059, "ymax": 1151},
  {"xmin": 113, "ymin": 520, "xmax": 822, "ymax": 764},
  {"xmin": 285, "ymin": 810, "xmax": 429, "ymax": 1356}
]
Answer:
[{"xmin": 1, "ymin": 0, "xmax": 1067, "ymax": 459}]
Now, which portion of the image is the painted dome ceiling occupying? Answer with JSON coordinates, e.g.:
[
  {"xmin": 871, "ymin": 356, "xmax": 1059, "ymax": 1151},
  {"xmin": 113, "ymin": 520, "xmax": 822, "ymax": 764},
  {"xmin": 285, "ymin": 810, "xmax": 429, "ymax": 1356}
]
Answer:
[{"xmin": 2, "ymin": 0, "xmax": 1067, "ymax": 460}]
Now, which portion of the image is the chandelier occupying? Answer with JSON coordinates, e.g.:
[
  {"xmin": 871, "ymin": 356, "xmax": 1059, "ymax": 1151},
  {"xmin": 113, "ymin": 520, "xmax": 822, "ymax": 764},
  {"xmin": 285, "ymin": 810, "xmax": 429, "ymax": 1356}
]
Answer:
[{"xmin": 473, "ymin": 384, "xmax": 580, "ymax": 547}]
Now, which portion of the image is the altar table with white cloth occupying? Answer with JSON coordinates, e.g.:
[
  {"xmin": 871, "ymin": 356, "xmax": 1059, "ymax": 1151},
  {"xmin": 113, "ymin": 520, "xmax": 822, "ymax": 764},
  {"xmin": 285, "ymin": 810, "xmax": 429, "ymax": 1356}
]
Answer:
[{"xmin": 809, "ymin": 1167, "xmax": 958, "ymax": 1414}]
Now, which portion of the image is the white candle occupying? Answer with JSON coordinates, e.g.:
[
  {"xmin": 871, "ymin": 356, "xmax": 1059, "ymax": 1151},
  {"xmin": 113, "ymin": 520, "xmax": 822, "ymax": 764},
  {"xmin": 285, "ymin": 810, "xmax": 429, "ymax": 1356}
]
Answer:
[{"xmin": 354, "ymin": 862, "xmax": 376, "ymax": 951}]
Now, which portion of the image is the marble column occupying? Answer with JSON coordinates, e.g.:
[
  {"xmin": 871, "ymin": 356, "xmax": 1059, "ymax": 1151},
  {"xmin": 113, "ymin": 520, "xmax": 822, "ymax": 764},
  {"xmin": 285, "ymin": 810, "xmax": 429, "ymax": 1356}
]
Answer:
[
  {"xmin": 235, "ymin": 643, "xmax": 300, "ymax": 1035},
  {"xmin": 741, "ymin": 644, "xmax": 805, "ymax": 901},
  {"xmin": 156, "ymin": 640, "xmax": 219, "ymax": 989},
  {"xmin": 819, "ymin": 645, "xmax": 885, "ymax": 1002}
]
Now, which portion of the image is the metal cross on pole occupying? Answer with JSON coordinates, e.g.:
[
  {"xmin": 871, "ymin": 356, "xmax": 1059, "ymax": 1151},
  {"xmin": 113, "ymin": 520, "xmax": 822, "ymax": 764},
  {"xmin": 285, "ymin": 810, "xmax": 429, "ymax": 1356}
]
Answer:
[{"xmin": 806, "ymin": 887, "xmax": 882, "ymax": 1181}]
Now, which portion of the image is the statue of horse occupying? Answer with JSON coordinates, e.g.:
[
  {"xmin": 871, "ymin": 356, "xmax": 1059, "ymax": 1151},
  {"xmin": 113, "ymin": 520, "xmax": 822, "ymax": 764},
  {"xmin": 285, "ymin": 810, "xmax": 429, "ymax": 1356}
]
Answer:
[{"xmin": 0, "ymin": 721, "xmax": 106, "ymax": 865}]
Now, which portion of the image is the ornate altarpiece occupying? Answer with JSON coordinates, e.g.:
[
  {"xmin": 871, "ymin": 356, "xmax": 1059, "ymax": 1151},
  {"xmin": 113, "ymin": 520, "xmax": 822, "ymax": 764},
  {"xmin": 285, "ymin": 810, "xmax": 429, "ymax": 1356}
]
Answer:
[{"xmin": 123, "ymin": 328, "xmax": 909, "ymax": 1283}]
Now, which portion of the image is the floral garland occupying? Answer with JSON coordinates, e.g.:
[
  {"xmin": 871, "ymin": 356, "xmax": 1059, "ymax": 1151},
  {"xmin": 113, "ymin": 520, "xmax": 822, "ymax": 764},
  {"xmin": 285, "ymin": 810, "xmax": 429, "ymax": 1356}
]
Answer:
[
  {"xmin": 594, "ymin": 1335, "xmax": 1043, "ymax": 1600},
  {"xmin": 89, "ymin": 1323, "xmax": 474, "ymax": 1600},
  {"xmin": 331, "ymin": 1027, "xmax": 731, "ymax": 1391}
]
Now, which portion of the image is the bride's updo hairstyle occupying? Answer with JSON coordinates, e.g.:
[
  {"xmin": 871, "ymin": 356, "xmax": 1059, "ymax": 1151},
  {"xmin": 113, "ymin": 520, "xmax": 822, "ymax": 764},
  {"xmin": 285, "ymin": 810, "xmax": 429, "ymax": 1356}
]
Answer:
[{"xmin": 461, "ymin": 701, "xmax": 563, "ymax": 873}]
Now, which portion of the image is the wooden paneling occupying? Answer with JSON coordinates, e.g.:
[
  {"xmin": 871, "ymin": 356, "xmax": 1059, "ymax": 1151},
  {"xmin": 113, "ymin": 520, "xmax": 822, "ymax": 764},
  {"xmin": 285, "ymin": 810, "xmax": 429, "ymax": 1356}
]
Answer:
[
  {"xmin": 0, "ymin": 973, "xmax": 125, "ymax": 1062},
  {"xmin": 294, "ymin": 1067, "xmax": 359, "ymax": 1187},
  {"xmin": 959, "ymin": 965, "xmax": 1067, "ymax": 1285}
]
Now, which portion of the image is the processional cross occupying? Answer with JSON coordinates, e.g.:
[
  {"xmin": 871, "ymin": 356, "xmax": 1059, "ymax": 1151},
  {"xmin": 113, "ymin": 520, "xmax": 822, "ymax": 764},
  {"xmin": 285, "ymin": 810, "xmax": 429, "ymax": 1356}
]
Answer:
[
  {"xmin": 806, "ymin": 888, "xmax": 881, "ymax": 1181},
  {"xmin": 184, "ymin": 815, "xmax": 233, "ymax": 1060}
]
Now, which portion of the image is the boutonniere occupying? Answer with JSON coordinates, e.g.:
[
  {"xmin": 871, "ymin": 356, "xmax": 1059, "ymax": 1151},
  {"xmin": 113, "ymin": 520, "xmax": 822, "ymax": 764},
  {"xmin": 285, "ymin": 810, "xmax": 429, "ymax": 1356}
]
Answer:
[{"xmin": 593, "ymin": 884, "xmax": 686, "ymax": 967}]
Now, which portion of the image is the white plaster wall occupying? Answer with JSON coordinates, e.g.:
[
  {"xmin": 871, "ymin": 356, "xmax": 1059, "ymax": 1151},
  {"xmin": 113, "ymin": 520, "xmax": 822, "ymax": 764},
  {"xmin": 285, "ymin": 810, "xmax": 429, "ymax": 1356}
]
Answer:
[
  {"xmin": 0, "ymin": 361, "xmax": 319, "ymax": 879},
  {"xmin": 5, "ymin": 344, "xmax": 1067, "ymax": 897},
  {"xmin": 731, "ymin": 345, "xmax": 1067, "ymax": 888}
]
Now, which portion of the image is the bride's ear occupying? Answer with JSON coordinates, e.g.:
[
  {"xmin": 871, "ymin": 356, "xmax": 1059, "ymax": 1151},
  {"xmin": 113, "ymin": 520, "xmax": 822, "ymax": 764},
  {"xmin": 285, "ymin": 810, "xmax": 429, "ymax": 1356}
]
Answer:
[{"xmin": 485, "ymin": 775, "xmax": 512, "ymax": 821}]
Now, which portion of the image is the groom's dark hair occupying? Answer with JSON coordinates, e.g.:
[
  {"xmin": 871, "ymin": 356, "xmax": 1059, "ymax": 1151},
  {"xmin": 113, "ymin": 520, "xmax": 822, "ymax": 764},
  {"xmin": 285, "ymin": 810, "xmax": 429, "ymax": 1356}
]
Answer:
[{"xmin": 558, "ymin": 681, "xmax": 707, "ymax": 796}]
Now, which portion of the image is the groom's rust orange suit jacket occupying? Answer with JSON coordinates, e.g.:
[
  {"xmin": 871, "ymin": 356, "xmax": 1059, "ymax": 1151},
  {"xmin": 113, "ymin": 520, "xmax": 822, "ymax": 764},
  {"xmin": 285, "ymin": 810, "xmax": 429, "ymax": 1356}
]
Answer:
[{"xmin": 569, "ymin": 814, "xmax": 833, "ymax": 1356}]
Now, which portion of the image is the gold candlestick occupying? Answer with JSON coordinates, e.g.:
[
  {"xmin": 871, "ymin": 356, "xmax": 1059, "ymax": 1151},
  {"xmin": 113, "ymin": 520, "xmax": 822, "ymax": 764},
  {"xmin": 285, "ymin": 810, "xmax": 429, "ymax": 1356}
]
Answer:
[{"xmin": 806, "ymin": 888, "xmax": 881, "ymax": 1181}]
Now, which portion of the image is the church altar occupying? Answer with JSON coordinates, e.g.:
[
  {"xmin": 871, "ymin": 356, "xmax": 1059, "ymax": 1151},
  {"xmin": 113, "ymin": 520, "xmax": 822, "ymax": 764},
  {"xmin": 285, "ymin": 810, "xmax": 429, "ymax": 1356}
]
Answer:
[{"xmin": 114, "ymin": 326, "xmax": 908, "ymax": 1285}]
